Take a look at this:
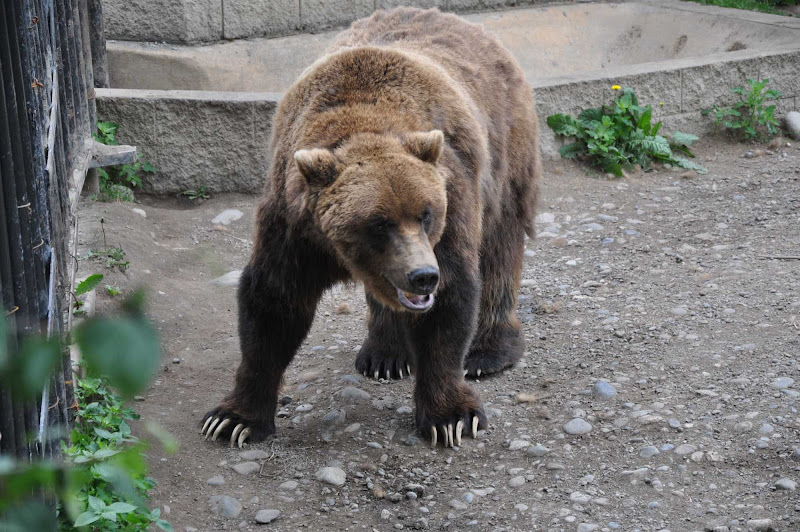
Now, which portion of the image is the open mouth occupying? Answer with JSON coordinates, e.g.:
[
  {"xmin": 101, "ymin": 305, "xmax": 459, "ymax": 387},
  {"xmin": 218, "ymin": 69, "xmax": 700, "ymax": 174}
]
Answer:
[{"xmin": 396, "ymin": 287, "xmax": 435, "ymax": 312}]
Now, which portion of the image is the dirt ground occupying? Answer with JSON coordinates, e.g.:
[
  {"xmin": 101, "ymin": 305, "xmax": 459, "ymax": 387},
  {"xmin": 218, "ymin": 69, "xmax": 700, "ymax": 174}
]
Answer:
[{"xmin": 77, "ymin": 138, "xmax": 800, "ymax": 532}]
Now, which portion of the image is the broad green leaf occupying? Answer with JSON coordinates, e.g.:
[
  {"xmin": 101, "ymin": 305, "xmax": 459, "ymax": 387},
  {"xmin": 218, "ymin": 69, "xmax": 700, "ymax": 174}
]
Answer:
[
  {"xmin": 546, "ymin": 114, "xmax": 581, "ymax": 137},
  {"xmin": 74, "ymin": 511, "xmax": 100, "ymax": 527},
  {"xmin": 106, "ymin": 502, "xmax": 138, "ymax": 514},
  {"xmin": 94, "ymin": 428, "xmax": 117, "ymax": 440},
  {"xmin": 88, "ymin": 495, "xmax": 105, "ymax": 512},
  {"xmin": 636, "ymin": 107, "xmax": 652, "ymax": 132},
  {"xmin": 670, "ymin": 156, "xmax": 708, "ymax": 174},
  {"xmin": 558, "ymin": 142, "xmax": 585, "ymax": 160},
  {"xmin": 141, "ymin": 162, "xmax": 157, "ymax": 173},
  {"xmin": 75, "ymin": 274, "xmax": 104, "ymax": 296},
  {"xmin": 101, "ymin": 511, "xmax": 118, "ymax": 522},
  {"xmin": 74, "ymin": 316, "xmax": 160, "ymax": 397},
  {"xmin": 670, "ymin": 131, "xmax": 699, "ymax": 148},
  {"xmin": 145, "ymin": 421, "xmax": 179, "ymax": 454},
  {"xmin": 578, "ymin": 107, "xmax": 603, "ymax": 123},
  {"xmin": 157, "ymin": 519, "xmax": 174, "ymax": 532},
  {"xmin": 2, "ymin": 337, "xmax": 61, "ymax": 400},
  {"xmin": 93, "ymin": 448, "xmax": 121, "ymax": 460}
]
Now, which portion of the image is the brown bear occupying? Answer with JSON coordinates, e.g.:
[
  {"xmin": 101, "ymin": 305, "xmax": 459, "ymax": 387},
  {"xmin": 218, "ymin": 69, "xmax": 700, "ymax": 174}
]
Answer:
[{"xmin": 201, "ymin": 7, "xmax": 540, "ymax": 448}]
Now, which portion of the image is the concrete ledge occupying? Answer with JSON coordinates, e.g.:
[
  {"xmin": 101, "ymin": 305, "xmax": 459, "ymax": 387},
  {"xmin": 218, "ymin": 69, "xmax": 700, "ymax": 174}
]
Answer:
[
  {"xmin": 96, "ymin": 89, "xmax": 279, "ymax": 195},
  {"xmin": 103, "ymin": 0, "xmax": 595, "ymax": 44}
]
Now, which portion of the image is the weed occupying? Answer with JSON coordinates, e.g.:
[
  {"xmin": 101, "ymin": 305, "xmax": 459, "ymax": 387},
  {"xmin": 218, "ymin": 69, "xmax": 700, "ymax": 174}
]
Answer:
[
  {"xmin": 683, "ymin": 0, "xmax": 798, "ymax": 16},
  {"xmin": 88, "ymin": 247, "xmax": 130, "ymax": 271},
  {"xmin": 106, "ymin": 285, "xmax": 121, "ymax": 297},
  {"xmin": 547, "ymin": 86, "xmax": 706, "ymax": 177},
  {"xmin": 94, "ymin": 121, "xmax": 156, "ymax": 202},
  {"xmin": 702, "ymin": 78, "xmax": 783, "ymax": 141},
  {"xmin": 181, "ymin": 186, "xmax": 210, "ymax": 201}
]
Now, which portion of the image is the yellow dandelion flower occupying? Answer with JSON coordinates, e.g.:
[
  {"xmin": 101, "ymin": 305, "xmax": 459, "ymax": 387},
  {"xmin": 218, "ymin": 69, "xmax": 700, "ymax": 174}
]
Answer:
[
  {"xmin": 660, "ymin": 102, "xmax": 665, "ymax": 106},
  {"xmin": 611, "ymin": 85, "xmax": 621, "ymax": 90}
]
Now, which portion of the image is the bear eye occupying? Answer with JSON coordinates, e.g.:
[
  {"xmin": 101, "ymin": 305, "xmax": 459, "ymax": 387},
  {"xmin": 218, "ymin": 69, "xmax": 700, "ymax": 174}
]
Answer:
[{"xmin": 420, "ymin": 208, "xmax": 433, "ymax": 231}]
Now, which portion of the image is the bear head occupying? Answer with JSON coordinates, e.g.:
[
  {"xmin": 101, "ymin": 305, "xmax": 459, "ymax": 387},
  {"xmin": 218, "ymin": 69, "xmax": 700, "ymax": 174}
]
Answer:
[{"xmin": 291, "ymin": 130, "xmax": 447, "ymax": 313}]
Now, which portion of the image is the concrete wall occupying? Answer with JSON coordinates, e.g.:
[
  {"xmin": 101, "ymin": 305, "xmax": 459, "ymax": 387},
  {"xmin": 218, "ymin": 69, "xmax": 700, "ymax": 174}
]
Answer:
[
  {"xmin": 97, "ymin": 47, "xmax": 800, "ymax": 195},
  {"xmin": 102, "ymin": 0, "xmax": 587, "ymax": 43}
]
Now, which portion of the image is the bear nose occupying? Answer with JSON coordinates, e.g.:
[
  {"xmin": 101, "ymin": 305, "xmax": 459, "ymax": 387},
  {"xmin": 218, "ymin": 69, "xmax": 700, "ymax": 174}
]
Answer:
[{"xmin": 407, "ymin": 266, "xmax": 439, "ymax": 294}]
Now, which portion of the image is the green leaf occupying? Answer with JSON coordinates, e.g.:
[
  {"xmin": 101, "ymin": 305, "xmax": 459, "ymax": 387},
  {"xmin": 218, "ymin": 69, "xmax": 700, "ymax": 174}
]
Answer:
[
  {"xmin": 74, "ymin": 511, "xmax": 100, "ymax": 527},
  {"xmin": 145, "ymin": 421, "xmax": 179, "ymax": 454},
  {"xmin": 141, "ymin": 162, "xmax": 157, "ymax": 173},
  {"xmin": 75, "ymin": 274, "xmax": 104, "ymax": 296},
  {"xmin": 157, "ymin": 519, "xmax": 174, "ymax": 531},
  {"xmin": 558, "ymin": 142, "xmax": 585, "ymax": 160},
  {"xmin": 94, "ymin": 427, "xmax": 117, "ymax": 440},
  {"xmin": 578, "ymin": 107, "xmax": 603, "ymax": 123},
  {"xmin": 93, "ymin": 448, "xmax": 121, "ymax": 460},
  {"xmin": 88, "ymin": 495, "xmax": 105, "ymax": 512},
  {"xmin": 1, "ymin": 337, "xmax": 61, "ymax": 400},
  {"xmin": 74, "ymin": 316, "xmax": 161, "ymax": 397},
  {"xmin": 670, "ymin": 131, "xmax": 699, "ymax": 148},
  {"xmin": 636, "ymin": 107, "xmax": 652, "ymax": 132},
  {"xmin": 106, "ymin": 502, "xmax": 138, "ymax": 514},
  {"xmin": 546, "ymin": 114, "xmax": 582, "ymax": 137},
  {"xmin": 670, "ymin": 156, "xmax": 708, "ymax": 174},
  {"xmin": 101, "ymin": 511, "xmax": 118, "ymax": 522}
]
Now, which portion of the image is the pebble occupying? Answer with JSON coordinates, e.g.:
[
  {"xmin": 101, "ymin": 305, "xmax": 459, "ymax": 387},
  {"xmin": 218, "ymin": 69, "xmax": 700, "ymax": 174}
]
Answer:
[
  {"xmin": 233, "ymin": 461, "xmax": 260, "ymax": 475},
  {"xmin": 640, "ymin": 446, "xmax": 660, "ymax": 458},
  {"xmin": 509, "ymin": 476, "xmax": 526, "ymax": 487},
  {"xmin": 209, "ymin": 495, "xmax": 242, "ymax": 518},
  {"xmin": 668, "ymin": 418, "xmax": 681, "ymax": 429},
  {"xmin": 316, "ymin": 467, "xmax": 346, "ymax": 486},
  {"xmin": 564, "ymin": 418, "xmax": 593, "ymax": 435},
  {"xmin": 775, "ymin": 478, "xmax": 796, "ymax": 491},
  {"xmin": 771, "ymin": 377, "xmax": 794, "ymax": 389},
  {"xmin": 131, "ymin": 207, "xmax": 147, "ymax": 218},
  {"xmin": 206, "ymin": 475, "xmax": 225, "ymax": 486},
  {"xmin": 792, "ymin": 448, "xmax": 800, "ymax": 461},
  {"xmin": 279, "ymin": 480, "xmax": 298, "ymax": 491},
  {"xmin": 240, "ymin": 450, "xmax": 269, "ymax": 460},
  {"xmin": 675, "ymin": 444, "xmax": 697, "ymax": 456},
  {"xmin": 670, "ymin": 307, "xmax": 688, "ymax": 317},
  {"xmin": 322, "ymin": 409, "xmax": 346, "ymax": 424},
  {"xmin": 255, "ymin": 509, "xmax": 281, "ymax": 524},
  {"xmin": 449, "ymin": 499, "xmax": 467, "ymax": 510},
  {"xmin": 527, "ymin": 444, "xmax": 550, "ymax": 457},
  {"xmin": 509, "ymin": 439, "xmax": 530, "ymax": 451},
  {"xmin": 396, "ymin": 405, "xmax": 413, "ymax": 415},
  {"xmin": 211, "ymin": 209, "xmax": 243, "ymax": 225},
  {"xmin": 340, "ymin": 386, "xmax": 371, "ymax": 402},
  {"xmin": 786, "ymin": 110, "xmax": 800, "ymax": 140},
  {"xmin": 209, "ymin": 270, "xmax": 242, "ymax": 287},
  {"xmin": 592, "ymin": 380, "xmax": 617, "ymax": 400},
  {"xmin": 746, "ymin": 519, "xmax": 773, "ymax": 531}
]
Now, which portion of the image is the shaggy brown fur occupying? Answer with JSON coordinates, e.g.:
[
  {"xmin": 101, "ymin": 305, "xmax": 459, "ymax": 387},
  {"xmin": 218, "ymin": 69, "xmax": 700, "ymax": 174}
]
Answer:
[{"xmin": 202, "ymin": 7, "xmax": 540, "ymax": 446}]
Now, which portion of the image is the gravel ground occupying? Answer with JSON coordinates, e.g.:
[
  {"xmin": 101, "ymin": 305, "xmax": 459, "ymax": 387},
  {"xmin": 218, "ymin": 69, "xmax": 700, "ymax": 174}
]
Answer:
[{"xmin": 78, "ymin": 138, "xmax": 800, "ymax": 532}]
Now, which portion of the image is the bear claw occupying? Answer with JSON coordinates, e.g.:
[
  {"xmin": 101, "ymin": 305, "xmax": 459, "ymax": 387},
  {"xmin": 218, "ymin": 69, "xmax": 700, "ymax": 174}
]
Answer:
[
  {"xmin": 429, "ymin": 415, "xmax": 480, "ymax": 448},
  {"xmin": 200, "ymin": 416, "xmax": 252, "ymax": 448},
  {"xmin": 212, "ymin": 418, "xmax": 230, "ymax": 441}
]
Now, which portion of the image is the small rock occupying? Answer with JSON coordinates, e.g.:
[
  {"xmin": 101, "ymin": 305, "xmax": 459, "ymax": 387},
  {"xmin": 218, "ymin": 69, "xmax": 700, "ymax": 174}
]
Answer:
[
  {"xmin": 592, "ymin": 381, "xmax": 617, "ymax": 400},
  {"xmin": 675, "ymin": 444, "xmax": 697, "ymax": 456},
  {"xmin": 775, "ymin": 478, "xmax": 796, "ymax": 491},
  {"xmin": 212, "ymin": 209, "xmax": 243, "ymax": 225},
  {"xmin": 527, "ymin": 444, "xmax": 550, "ymax": 457},
  {"xmin": 209, "ymin": 495, "xmax": 242, "ymax": 518},
  {"xmin": 640, "ymin": 446, "xmax": 660, "ymax": 458},
  {"xmin": 746, "ymin": 519, "xmax": 773, "ymax": 531},
  {"xmin": 210, "ymin": 270, "xmax": 242, "ymax": 287},
  {"xmin": 785, "ymin": 110, "xmax": 800, "ymax": 140},
  {"xmin": 509, "ymin": 476, "xmax": 526, "ymax": 487},
  {"xmin": 279, "ymin": 480, "xmax": 298, "ymax": 491},
  {"xmin": 668, "ymin": 418, "xmax": 681, "ymax": 430},
  {"xmin": 171, "ymin": 357, "xmax": 181, "ymax": 364},
  {"xmin": 564, "ymin": 418, "xmax": 592, "ymax": 435},
  {"xmin": 240, "ymin": 450, "xmax": 269, "ymax": 460},
  {"xmin": 381, "ymin": 509, "xmax": 391, "ymax": 520},
  {"xmin": 335, "ymin": 302, "xmax": 353, "ymax": 315},
  {"xmin": 233, "ymin": 461, "xmax": 260, "ymax": 475},
  {"xmin": 449, "ymin": 499, "xmax": 467, "ymax": 510},
  {"xmin": 396, "ymin": 405, "xmax": 413, "ymax": 415},
  {"xmin": 322, "ymin": 409, "xmax": 346, "ymax": 424},
  {"xmin": 131, "ymin": 208, "xmax": 147, "ymax": 218},
  {"xmin": 206, "ymin": 475, "xmax": 225, "ymax": 486},
  {"xmin": 255, "ymin": 509, "xmax": 281, "ymax": 524},
  {"xmin": 316, "ymin": 467, "xmax": 346, "ymax": 486},
  {"xmin": 670, "ymin": 307, "xmax": 688, "ymax": 317},
  {"xmin": 340, "ymin": 386, "xmax": 371, "ymax": 402},
  {"xmin": 509, "ymin": 440, "xmax": 530, "ymax": 451},
  {"xmin": 771, "ymin": 377, "xmax": 794, "ymax": 389}
]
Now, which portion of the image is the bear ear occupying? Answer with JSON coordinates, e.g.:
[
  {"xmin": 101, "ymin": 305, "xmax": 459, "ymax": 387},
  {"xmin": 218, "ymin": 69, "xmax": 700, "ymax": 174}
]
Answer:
[
  {"xmin": 403, "ymin": 130, "xmax": 444, "ymax": 164},
  {"xmin": 294, "ymin": 148, "xmax": 340, "ymax": 186}
]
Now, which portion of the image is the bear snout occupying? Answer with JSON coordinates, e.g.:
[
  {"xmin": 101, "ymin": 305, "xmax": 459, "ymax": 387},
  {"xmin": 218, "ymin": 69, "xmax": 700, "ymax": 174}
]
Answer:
[{"xmin": 407, "ymin": 266, "xmax": 439, "ymax": 295}]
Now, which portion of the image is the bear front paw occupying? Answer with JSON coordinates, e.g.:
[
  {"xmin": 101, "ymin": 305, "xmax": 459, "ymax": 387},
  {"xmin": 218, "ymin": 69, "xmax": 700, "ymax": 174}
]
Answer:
[
  {"xmin": 415, "ymin": 383, "xmax": 487, "ymax": 448},
  {"xmin": 201, "ymin": 406, "xmax": 273, "ymax": 448}
]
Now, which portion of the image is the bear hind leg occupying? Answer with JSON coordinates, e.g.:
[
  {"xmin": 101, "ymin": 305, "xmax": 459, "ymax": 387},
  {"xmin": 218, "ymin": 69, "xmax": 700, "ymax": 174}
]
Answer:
[
  {"xmin": 356, "ymin": 295, "xmax": 414, "ymax": 380},
  {"xmin": 465, "ymin": 220, "xmax": 526, "ymax": 378}
]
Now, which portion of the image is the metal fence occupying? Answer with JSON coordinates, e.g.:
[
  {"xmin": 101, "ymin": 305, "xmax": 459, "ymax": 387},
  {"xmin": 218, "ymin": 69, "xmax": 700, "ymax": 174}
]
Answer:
[{"xmin": 1, "ymin": 0, "xmax": 99, "ymax": 459}]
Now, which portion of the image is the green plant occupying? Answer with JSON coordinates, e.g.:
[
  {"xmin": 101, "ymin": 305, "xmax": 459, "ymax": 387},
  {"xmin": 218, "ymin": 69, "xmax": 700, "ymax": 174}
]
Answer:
[
  {"xmin": 181, "ymin": 186, "xmax": 210, "ymax": 200},
  {"xmin": 0, "ymin": 293, "xmax": 172, "ymax": 531},
  {"xmin": 89, "ymin": 246, "xmax": 130, "ymax": 271},
  {"xmin": 702, "ymin": 78, "xmax": 783, "ymax": 140},
  {"xmin": 106, "ymin": 285, "xmax": 121, "ymax": 297},
  {"xmin": 683, "ymin": 0, "xmax": 798, "ymax": 16},
  {"xmin": 94, "ymin": 122, "xmax": 156, "ymax": 202},
  {"xmin": 547, "ymin": 86, "xmax": 706, "ymax": 177}
]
